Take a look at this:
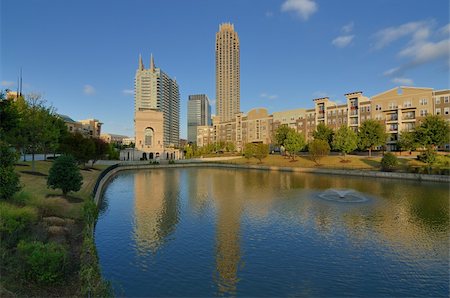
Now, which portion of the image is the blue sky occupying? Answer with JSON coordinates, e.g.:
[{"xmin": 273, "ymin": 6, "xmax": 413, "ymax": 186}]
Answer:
[{"xmin": 2, "ymin": 0, "xmax": 449, "ymax": 138}]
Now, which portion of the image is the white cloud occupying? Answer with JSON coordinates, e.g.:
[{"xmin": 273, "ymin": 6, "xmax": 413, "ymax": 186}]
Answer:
[
  {"xmin": 439, "ymin": 23, "xmax": 450, "ymax": 35},
  {"xmin": 260, "ymin": 92, "xmax": 278, "ymax": 100},
  {"xmin": 332, "ymin": 35, "xmax": 354, "ymax": 48},
  {"xmin": 122, "ymin": 89, "xmax": 134, "ymax": 95},
  {"xmin": 392, "ymin": 77, "xmax": 414, "ymax": 85},
  {"xmin": 265, "ymin": 11, "xmax": 274, "ymax": 18},
  {"xmin": 383, "ymin": 67, "xmax": 400, "ymax": 76},
  {"xmin": 281, "ymin": 0, "xmax": 318, "ymax": 21},
  {"xmin": 373, "ymin": 21, "xmax": 432, "ymax": 50},
  {"xmin": 378, "ymin": 20, "xmax": 450, "ymax": 77},
  {"xmin": 342, "ymin": 22, "xmax": 354, "ymax": 33},
  {"xmin": 1, "ymin": 81, "xmax": 15, "ymax": 87},
  {"xmin": 83, "ymin": 84, "xmax": 95, "ymax": 95}
]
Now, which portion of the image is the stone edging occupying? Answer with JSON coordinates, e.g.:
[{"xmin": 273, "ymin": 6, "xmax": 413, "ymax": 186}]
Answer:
[{"xmin": 92, "ymin": 162, "xmax": 449, "ymax": 205}]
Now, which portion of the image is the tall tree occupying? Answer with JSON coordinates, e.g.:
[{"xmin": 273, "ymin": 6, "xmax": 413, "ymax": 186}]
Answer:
[
  {"xmin": 414, "ymin": 115, "xmax": 450, "ymax": 149},
  {"xmin": 274, "ymin": 125, "xmax": 296, "ymax": 148},
  {"xmin": 358, "ymin": 119, "xmax": 387, "ymax": 157},
  {"xmin": 284, "ymin": 131, "xmax": 305, "ymax": 161},
  {"xmin": 313, "ymin": 123, "xmax": 334, "ymax": 147},
  {"xmin": 332, "ymin": 125, "xmax": 358, "ymax": 161},
  {"xmin": 254, "ymin": 143, "xmax": 269, "ymax": 163},
  {"xmin": 60, "ymin": 133, "xmax": 95, "ymax": 165},
  {"xmin": 0, "ymin": 141, "xmax": 21, "ymax": 200},
  {"xmin": 396, "ymin": 130, "xmax": 417, "ymax": 155},
  {"xmin": 308, "ymin": 139, "xmax": 330, "ymax": 165}
]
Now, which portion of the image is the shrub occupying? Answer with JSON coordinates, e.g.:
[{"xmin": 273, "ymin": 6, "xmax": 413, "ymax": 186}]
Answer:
[
  {"xmin": 0, "ymin": 202, "xmax": 38, "ymax": 236},
  {"xmin": 308, "ymin": 139, "xmax": 330, "ymax": 165},
  {"xmin": 0, "ymin": 142, "xmax": 21, "ymax": 200},
  {"xmin": 381, "ymin": 152, "xmax": 398, "ymax": 172},
  {"xmin": 17, "ymin": 240, "xmax": 68, "ymax": 284},
  {"xmin": 168, "ymin": 160, "xmax": 175, "ymax": 164},
  {"xmin": 417, "ymin": 147, "xmax": 437, "ymax": 165},
  {"xmin": 47, "ymin": 155, "xmax": 83, "ymax": 196}
]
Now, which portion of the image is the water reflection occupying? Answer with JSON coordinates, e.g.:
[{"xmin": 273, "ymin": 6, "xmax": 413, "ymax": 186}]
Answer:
[
  {"xmin": 96, "ymin": 168, "xmax": 449, "ymax": 297},
  {"xmin": 133, "ymin": 170, "xmax": 180, "ymax": 255}
]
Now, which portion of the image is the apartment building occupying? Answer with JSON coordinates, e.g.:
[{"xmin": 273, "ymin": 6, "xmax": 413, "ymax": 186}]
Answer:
[
  {"xmin": 58, "ymin": 114, "xmax": 102, "ymax": 138},
  {"xmin": 197, "ymin": 86, "xmax": 449, "ymax": 152}
]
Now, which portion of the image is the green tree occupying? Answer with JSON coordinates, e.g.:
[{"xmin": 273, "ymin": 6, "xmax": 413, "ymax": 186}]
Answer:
[
  {"xmin": 243, "ymin": 143, "xmax": 255, "ymax": 161},
  {"xmin": 332, "ymin": 125, "xmax": 358, "ymax": 161},
  {"xmin": 254, "ymin": 143, "xmax": 269, "ymax": 163},
  {"xmin": 60, "ymin": 133, "xmax": 95, "ymax": 165},
  {"xmin": 0, "ymin": 93, "xmax": 21, "ymax": 143},
  {"xmin": 0, "ymin": 141, "xmax": 21, "ymax": 200},
  {"xmin": 225, "ymin": 142, "xmax": 236, "ymax": 153},
  {"xmin": 91, "ymin": 138, "xmax": 109, "ymax": 166},
  {"xmin": 308, "ymin": 139, "xmax": 330, "ymax": 165},
  {"xmin": 313, "ymin": 123, "xmax": 334, "ymax": 147},
  {"xmin": 414, "ymin": 115, "xmax": 450, "ymax": 149},
  {"xmin": 47, "ymin": 155, "xmax": 83, "ymax": 197},
  {"xmin": 184, "ymin": 145, "xmax": 193, "ymax": 159},
  {"xmin": 284, "ymin": 131, "xmax": 305, "ymax": 161},
  {"xmin": 358, "ymin": 119, "xmax": 387, "ymax": 157},
  {"xmin": 396, "ymin": 130, "xmax": 417, "ymax": 155},
  {"xmin": 274, "ymin": 125, "xmax": 296, "ymax": 147}
]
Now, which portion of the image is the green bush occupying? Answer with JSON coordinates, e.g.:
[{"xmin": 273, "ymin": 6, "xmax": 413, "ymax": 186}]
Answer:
[
  {"xmin": 0, "ymin": 203, "xmax": 38, "ymax": 236},
  {"xmin": 381, "ymin": 152, "xmax": 398, "ymax": 172},
  {"xmin": 417, "ymin": 148, "xmax": 437, "ymax": 165},
  {"xmin": 17, "ymin": 240, "xmax": 68, "ymax": 284},
  {"xmin": 12, "ymin": 191, "xmax": 32, "ymax": 205}
]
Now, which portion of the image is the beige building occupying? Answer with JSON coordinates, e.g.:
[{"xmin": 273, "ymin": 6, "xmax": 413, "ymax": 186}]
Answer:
[
  {"xmin": 58, "ymin": 114, "xmax": 102, "ymax": 138},
  {"xmin": 197, "ymin": 86, "xmax": 449, "ymax": 152},
  {"xmin": 100, "ymin": 133, "xmax": 130, "ymax": 145},
  {"xmin": 197, "ymin": 126, "xmax": 214, "ymax": 148},
  {"xmin": 216, "ymin": 23, "xmax": 240, "ymax": 123}
]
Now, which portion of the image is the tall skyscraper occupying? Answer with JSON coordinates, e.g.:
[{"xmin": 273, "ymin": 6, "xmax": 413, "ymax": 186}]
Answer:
[
  {"xmin": 187, "ymin": 94, "xmax": 211, "ymax": 144},
  {"xmin": 135, "ymin": 54, "xmax": 180, "ymax": 147},
  {"xmin": 216, "ymin": 23, "xmax": 240, "ymax": 123}
]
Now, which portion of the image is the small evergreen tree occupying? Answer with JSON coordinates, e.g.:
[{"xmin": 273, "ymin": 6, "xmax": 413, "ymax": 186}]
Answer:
[
  {"xmin": 381, "ymin": 152, "xmax": 398, "ymax": 172},
  {"xmin": 47, "ymin": 155, "xmax": 83, "ymax": 197}
]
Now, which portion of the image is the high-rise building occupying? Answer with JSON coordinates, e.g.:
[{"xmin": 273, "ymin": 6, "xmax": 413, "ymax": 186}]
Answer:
[
  {"xmin": 216, "ymin": 23, "xmax": 240, "ymax": 123},
  {"xmin": 135, "ymin": 54, "xmax": 180, "ymax": 147},
  {"xmin": 187, "ymin": 94, "xmax": 211, "ymax": 144}
]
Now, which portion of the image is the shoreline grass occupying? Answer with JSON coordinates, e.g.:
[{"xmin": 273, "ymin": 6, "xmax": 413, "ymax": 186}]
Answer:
[{"xmin": 1, "ymin": 160, "xmax": 110, "ymax": 297}]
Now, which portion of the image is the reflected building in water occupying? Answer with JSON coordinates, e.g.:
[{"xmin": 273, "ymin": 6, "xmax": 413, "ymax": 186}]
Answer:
[{"xmin": 133, "ymin": 170, "xmax": 180, "ymax": 255}]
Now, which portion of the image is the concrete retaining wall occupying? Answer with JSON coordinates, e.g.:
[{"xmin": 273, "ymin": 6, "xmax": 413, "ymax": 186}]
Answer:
[{"xmin": 93, "ymin": 163, "xmax": 449, "ymax": 205}]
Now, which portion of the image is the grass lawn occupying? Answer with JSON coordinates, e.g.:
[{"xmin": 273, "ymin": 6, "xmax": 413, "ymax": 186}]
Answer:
[{"xmin": 219, "ymin": 153, "xmax": 436, "ymax": 172}]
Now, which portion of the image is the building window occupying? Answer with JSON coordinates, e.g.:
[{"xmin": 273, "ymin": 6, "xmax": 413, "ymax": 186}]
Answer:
[
  {"xmin": 375, "ymin": 104, "xmax": 382, "ymax": 111},
  {"xmin": 420, "ymin": 98, "xmax": 428, "ymax": 105},
  {"xmin": 436, "ymin": 108, "xmax": 441, "ymax": 115},
  {"xmin": 445, "ymin": 97, "xmax": 450, "ymax": 103},
  {"xmin": 445, "ymin": 108, "xmax": 449, "ymax": 115},
  {"xmin": 403, "ymin": 101, "xmax": 412, "ymax": 107},
  {"xmin": 420, "ymin": 109, "xmax": 428, "ymax": 116},
  {"xmin": 144, "ymin": 127, "xmax": 154, "ymax": 146},
  {"xmin": 436, "ymin": 98, "xmax": 441, "ymax": 104}
]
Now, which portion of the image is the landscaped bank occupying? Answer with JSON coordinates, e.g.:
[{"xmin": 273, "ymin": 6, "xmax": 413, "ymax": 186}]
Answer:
[{"xmin": 0, "ymin": 161, "xmax": 112, "ymax": 297}]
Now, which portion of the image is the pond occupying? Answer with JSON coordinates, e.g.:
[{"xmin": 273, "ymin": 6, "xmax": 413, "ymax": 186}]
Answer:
[{"xmin": 95, "ymin": 168, "xmax": 449, "ymax": 297}]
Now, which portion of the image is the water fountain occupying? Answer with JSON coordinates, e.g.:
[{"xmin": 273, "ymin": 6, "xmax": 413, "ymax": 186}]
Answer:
[{"xmin": 318, "ymin": 188, "xmax": 368, "ymax": 203}]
